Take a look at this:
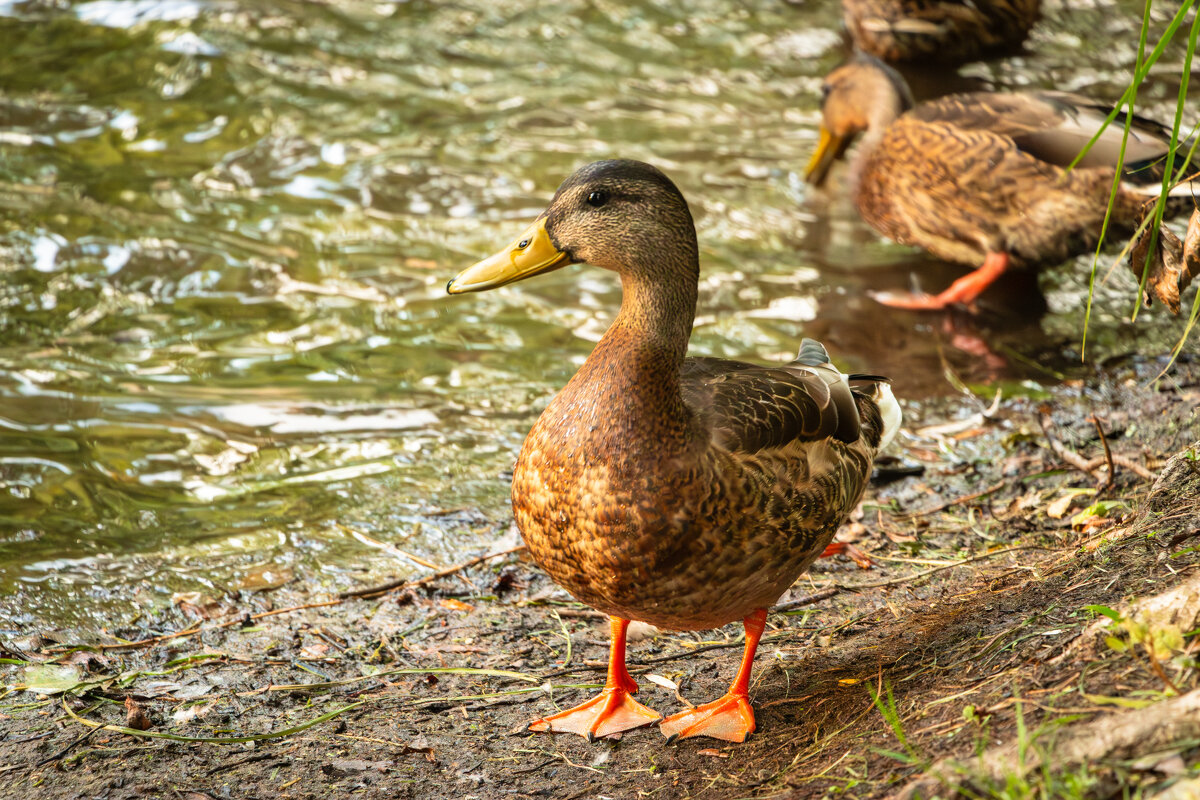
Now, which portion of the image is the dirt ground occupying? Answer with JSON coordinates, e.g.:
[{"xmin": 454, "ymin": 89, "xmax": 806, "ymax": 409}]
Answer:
[{"xmin": 4, "ymin": 353, "xmax": 1200, "ymax": 800}]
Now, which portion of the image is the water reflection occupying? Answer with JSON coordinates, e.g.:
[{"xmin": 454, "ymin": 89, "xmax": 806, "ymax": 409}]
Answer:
[{"xmin": 0, "ymin": 0, "xmax": 1194, "ymax": 626}]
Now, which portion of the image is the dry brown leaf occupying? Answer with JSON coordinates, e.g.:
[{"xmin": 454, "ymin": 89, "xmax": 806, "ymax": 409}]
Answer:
[
  {"xmin": 124, "ymin": 696, "xmax": 152, "ymax": 731},
  {"xmin": 1130, "ymin": 223, "xmax": 1196, "ymax": 314},
  {"xmin": 171, "ymin": 591, "xmax": 231, "ymax": 620}
]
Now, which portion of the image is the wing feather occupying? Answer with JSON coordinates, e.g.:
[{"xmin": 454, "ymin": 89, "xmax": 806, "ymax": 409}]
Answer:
[{"xmin": 679, "ymin": 352, "xmax": 866, "ymax": 455}]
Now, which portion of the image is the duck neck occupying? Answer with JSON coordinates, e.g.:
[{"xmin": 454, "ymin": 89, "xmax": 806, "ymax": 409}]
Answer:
[
  {"xmin": 569, "ymin": 247, "xmax": 699, "ymax": 445},
  {"xmin": 849, "ymin": 110, "xmax": 896, "ymax": 193},
  {"xmin": 608, "ymin": 264, "xmax": 697, "ymax": 366}
]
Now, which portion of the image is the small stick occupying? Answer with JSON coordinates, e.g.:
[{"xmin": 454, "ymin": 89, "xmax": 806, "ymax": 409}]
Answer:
[
  {"xmin": 1038, "ymin": 408, "xmax": 1105, "ymax": 483},
  {"xmin": 1085, "ymin": 454, "xmax": 1155, "ymax": 481},
  {"xmin": 774, "ymin": 587, "xmax": 840, "ymax": 612},
  {"xmin": 339, "ymin": 545, "xmax": 527, "ymax": 599},
  {"xmin": 1090, "ymin": 415, "xmax": 1115, "ymax": 491},
  {"xmin": 899, "ymin": 480, "xmax": 1006, "ymax": 519},
  {"xmin": 33, "ymin": 725, "xmax": 100, "ymax": 767},
  {"xmin": 834, "ymin": 544, "xmax": 1060, "ymax": 590},
  {"xmin": 48, "ymin": 600, "xmax": 344, "ymax": 653}
]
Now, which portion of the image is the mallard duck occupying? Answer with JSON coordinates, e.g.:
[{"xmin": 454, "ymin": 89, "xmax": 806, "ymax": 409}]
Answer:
[
  {"xmin": 842, "ymin": 0, "xmax": 1040, "ymax": 63},
  {"xmin": 447, "ymin": 160, "xmax": 900, "ymax": 743},
  {"xmin": 805, "ymin": 55, "xmax": 1197, "ymax": 312}
]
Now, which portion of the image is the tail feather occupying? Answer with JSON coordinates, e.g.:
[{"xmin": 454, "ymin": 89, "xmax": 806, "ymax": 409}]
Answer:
[
  {"xmin": 849, "ymin": 375, "xmax": 902, "ymax": 452},
  {"xmin": 795, "ymin": 338, "xmax": 831, "ymax": 367},
  {"xmin": 793, "ymin": 339, "xmax": 902, "ymax": 452}
]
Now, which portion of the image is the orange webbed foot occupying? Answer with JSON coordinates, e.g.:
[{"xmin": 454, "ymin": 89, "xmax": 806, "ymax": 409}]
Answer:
[
  {"xmin": 872, "ymin": 251, "xmax": 1009, "ymax": 312},
  {"xmin": 528, "ymin": 686, "xmax": 661, "ymax": 740},
  {"xmin": 820, "ymin": 540, "xmax": 875, "ymax": 569},
  {"xmin": 869, "ymin": 289, "xmax": 957, "ymax": 311},
  {"xmin": 660, "ymin": 692, "xmax": 756, "ymax": 743}
]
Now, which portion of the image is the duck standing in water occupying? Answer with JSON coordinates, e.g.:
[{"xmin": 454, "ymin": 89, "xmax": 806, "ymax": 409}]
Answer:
[
  {"xmin": 448, "ymin": 160, "xmax": 900, "ymax": 742},
  {"xmin": 806, "ymin": 55, "xmax": 1199, "ymax": 312}
]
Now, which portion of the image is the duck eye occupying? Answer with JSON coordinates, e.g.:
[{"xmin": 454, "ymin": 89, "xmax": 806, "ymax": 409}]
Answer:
[
  {"xmin": 518, "ymin": 238, "xmax": 530, "ymax": 249},
  {"xmin": 586, "ymin": 190, "xmax": 608, "ymax": 208}
]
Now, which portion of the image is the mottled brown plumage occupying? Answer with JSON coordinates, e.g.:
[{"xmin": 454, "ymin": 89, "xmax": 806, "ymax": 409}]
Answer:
[
  {"xmin": 842, "ymin": 0, "xmax": 1040, "ymax": 63},
  {"xmin": 448, "ymin": 160, "xmax": 900, "ymax": 742},
  {"xmin": 806, "ymin": 55, "xmax": 1197, "ymax": 311}
]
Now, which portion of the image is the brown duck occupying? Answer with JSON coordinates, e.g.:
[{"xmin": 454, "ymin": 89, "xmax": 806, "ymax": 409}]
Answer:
[
  {"xmin": 447, "ymin": 160, "xmax": 900, "ymax": 742},
  {"xmin": 806, "ymin": 55, "xmax": 1198, "ymax": 312},
  {"xmin": 842, "ymin": 0, "xmax": 1040, "ymax": 64}
]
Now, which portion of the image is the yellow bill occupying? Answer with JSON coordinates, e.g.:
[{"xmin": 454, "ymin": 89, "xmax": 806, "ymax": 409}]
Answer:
[
  {"xmin": 447, "ymin": 217, "xmax": 573, "ymax": 294},
  {"xmin": 803, "ymin": 126, "xmax": 847, "ymax": 187}
]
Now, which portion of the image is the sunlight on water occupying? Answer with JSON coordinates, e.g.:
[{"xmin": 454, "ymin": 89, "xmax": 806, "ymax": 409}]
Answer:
[{"xmin": 0, "ymin": 0, "xmax": 1194, "ymax": 626}]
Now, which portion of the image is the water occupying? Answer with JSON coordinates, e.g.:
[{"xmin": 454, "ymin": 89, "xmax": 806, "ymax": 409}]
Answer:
[{"xmin": 0, "ymin": 0, "xmax": 1195, "ymax": 627}]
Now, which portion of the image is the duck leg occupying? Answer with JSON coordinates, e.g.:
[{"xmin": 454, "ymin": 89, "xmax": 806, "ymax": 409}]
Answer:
[
  {"xmin": 528, "ymin": 616, "xmax": 660, "ymax": 739},
  {"xmin": 660, "ymin": 608, "xmax": 767, "ymax": 743},
  {"xmin": 873, "ymin": 251, "xmax": 1009, "ymax": 311}
]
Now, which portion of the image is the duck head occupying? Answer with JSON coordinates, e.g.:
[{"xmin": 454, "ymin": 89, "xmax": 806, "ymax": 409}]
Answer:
[
  {"xmin": 447, "ymin": 159, "xmax": 697, "ymax": 294},
  {"xmin": 804, "ymin": 54, "xmax": 914, "ymax": 187}
]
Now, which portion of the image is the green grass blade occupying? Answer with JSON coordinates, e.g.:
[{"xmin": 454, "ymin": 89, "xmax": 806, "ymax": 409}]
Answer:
[{"xmin": 1131, "ymin": 0, "xmax": 1197, "ymax": 323}]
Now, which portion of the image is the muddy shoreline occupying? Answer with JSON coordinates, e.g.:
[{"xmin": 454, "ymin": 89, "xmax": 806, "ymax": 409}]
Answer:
[{"xmin": 4, "ymin": 353, "xmax": 1200, "ymax": 799}]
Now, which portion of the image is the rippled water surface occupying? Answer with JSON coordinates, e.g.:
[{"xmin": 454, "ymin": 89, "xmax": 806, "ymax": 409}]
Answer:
[{"xmin": 0, "ymin": 0, "xmax": 1195, "ymax": 626}]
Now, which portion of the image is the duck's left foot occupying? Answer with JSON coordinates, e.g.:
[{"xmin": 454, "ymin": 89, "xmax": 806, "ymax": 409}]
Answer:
[{"xmin": 660, "ymin": 692, "xmax": 755, "ymax": 743}]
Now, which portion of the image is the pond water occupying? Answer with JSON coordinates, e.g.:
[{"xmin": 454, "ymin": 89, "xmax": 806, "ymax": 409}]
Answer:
[{"xmin": 0, "ymin": 0, "xmax": 1195, "ymax": 627}]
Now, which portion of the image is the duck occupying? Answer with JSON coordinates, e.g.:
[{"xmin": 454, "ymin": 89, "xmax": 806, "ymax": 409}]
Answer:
[
  {"xmin": 805, "ymin": 54, "xmax": 1198, "ymax": 312},
  {"xmin": 841, "ymin": 0, "xmax": 1041, "ymax": 64},
  {"xmin": 447, "ymin": 160, "xmax": 901, "ymax": 743}
]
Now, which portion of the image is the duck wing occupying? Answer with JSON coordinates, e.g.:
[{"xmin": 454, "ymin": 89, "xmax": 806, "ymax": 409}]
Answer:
[
  {"xmin": 910, "ymin": 92, "xmax": 1177, "ymax": 180},
  {"xmin": 679, "ymin": 340, "xmax": 867, "ymax": 455}
]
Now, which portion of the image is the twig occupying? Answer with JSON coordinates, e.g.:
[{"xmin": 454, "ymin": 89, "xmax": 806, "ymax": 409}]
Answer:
[
  {"xmin": 1038, "ymin": 407, "xmax": 1106, "ymax": 483},
  {"xmin": 60, "ymin": 697, "xmax": 367, "ymax": 744},
  {"xmin": 774, "ymin": 587, "xmax": 840, "ymax": 612},
  {"xmin": 832, "ymin": 544, "xmax": 1060, "ymax": 590},
  {"xmin": 899, "ymin": 481, "xmax": 1007, "ymax": 518},
  {"xmin": 33, "ymin": 725, "xmax": 100, "ymax": 767},
  {"xmin": 47, "ymin": 600, "xmax": 344, "ymax": 653},
  {"xmin": 1085, "ymin": 453, "xmax": 1155, "ymax": 481},
  {"xmin": 340, "ymin": 545, "xmax": 527, "ymax": 599},
  {"xmin": 204, "ymin": 753, "xmax": 275, "ymax": 777},
  {"xmin": 338, "ymin": 524, "xmax": 474, "ymax": 592},
  {"xmin": 1090, "ymin": 415, "xmax": 1116, "ymax": 491}
]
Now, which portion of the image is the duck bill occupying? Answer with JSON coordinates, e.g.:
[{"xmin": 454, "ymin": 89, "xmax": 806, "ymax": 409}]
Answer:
[
  {"xmin": 447, "ymin": 217, "xmax": 573, "ymax": 294},
  {"xmin": 804, "ymin": 126, "xmax": 848, "ymax": 187}
]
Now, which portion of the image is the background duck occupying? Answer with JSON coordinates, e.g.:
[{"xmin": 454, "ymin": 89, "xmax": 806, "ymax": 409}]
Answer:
[
  {"xmin": 842, "ymin": 0, "xmax": 1040, "ymax": 64},
  {"xmin": 805, "ymin": 55, "xmax": 1199, "ymax": 312},
  {"xmin": 447, "ymin": 160, "xmax": 900, "ymax": 743}
]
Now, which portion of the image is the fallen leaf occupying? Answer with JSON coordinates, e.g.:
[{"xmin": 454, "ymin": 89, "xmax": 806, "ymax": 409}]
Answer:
[
  {"xmin": 238, "ymin": 565, "xmax": 293, "ymax": 592},
  {"xmin": 22, "ymin": 664, "xmax": 84, "ymax": 695},
  {"xmin": 172, "ymin": 592, "xmax": 232, "ymax": 620},
  {"xmin": 643, "ymin": 674, "xmax": 679, "ymax": 692}
]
